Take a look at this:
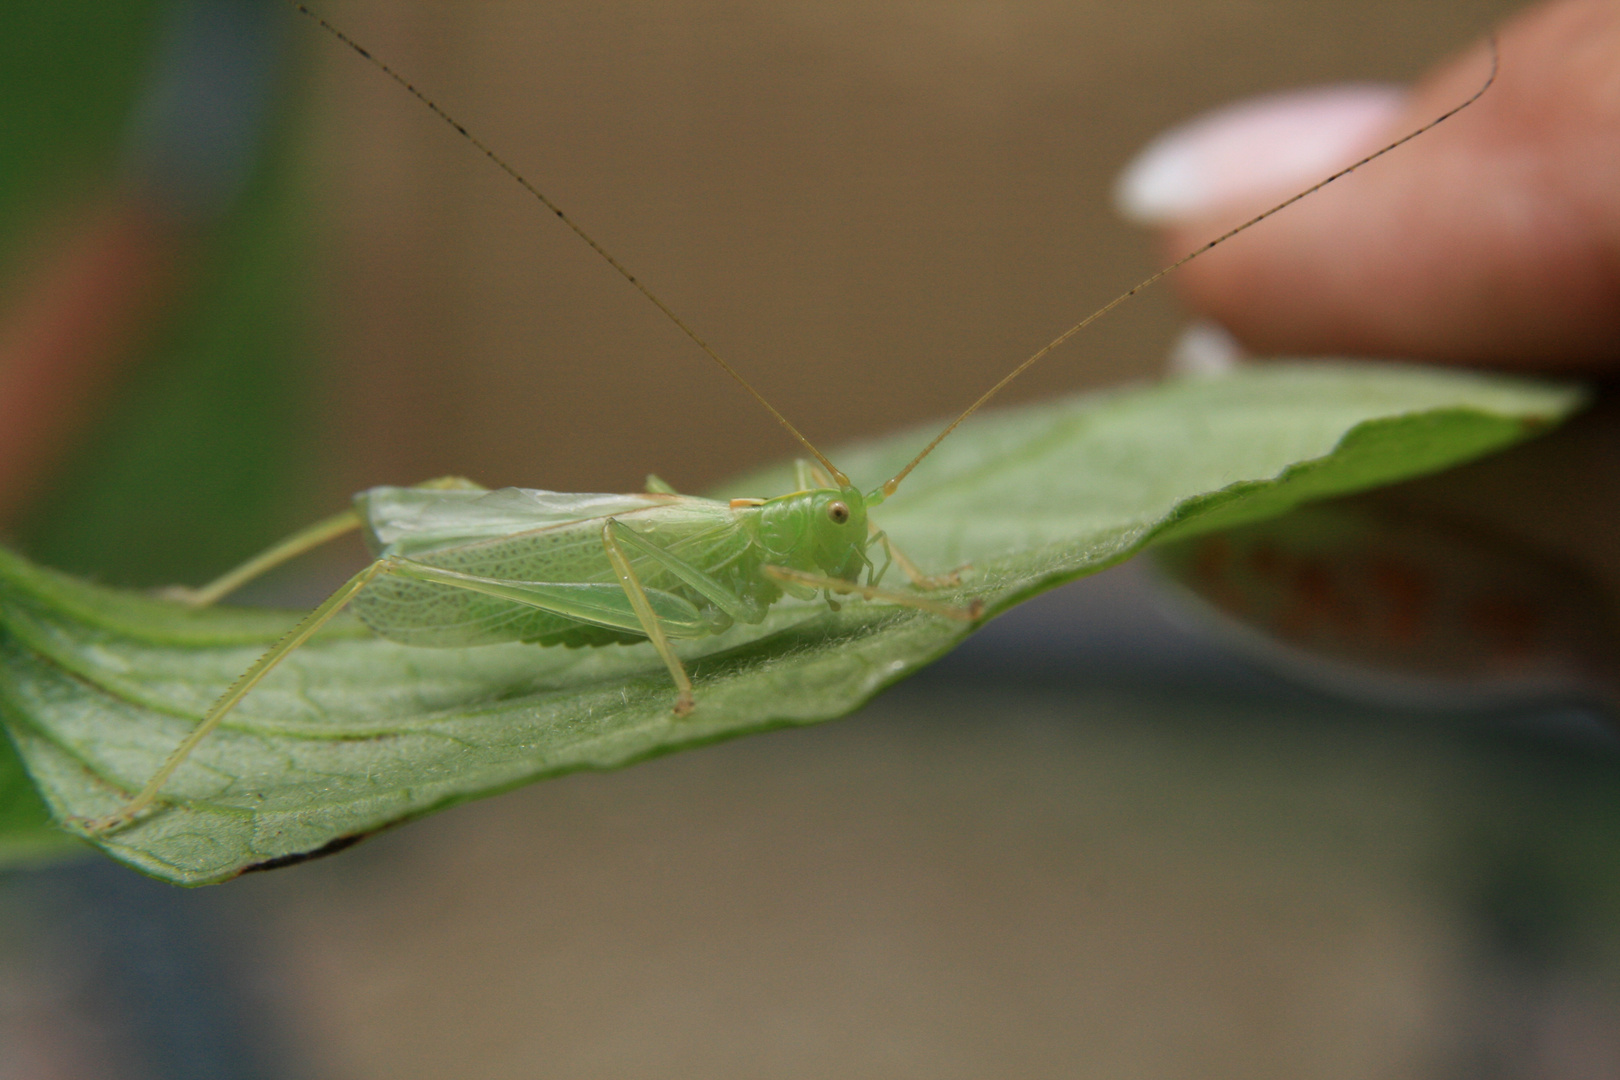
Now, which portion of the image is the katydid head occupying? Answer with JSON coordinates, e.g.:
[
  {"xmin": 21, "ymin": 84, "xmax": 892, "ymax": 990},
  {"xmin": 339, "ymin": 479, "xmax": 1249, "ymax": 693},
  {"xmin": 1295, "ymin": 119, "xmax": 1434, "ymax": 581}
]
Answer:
[{"xmin": 756, "ymin": 485, "xmax": 871, "ymax": 582}]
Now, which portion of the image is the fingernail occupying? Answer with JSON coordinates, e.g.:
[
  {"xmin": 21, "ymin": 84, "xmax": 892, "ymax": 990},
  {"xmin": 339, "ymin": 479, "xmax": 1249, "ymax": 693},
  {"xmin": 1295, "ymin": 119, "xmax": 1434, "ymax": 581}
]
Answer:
[
  {"xmin": 1114, "ymin": 85, "xmax": 1406, "ymax": 225},
  {"xmin": 1166, "ymin": 320, "xmax": 1245, "ymax": 377}
]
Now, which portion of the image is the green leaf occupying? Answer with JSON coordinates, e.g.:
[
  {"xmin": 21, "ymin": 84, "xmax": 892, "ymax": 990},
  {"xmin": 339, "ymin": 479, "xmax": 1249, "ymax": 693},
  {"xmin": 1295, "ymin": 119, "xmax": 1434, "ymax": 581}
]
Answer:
[
  {"xmin": 0, "ymin": 727, "xmax": 80, "ymax": 866},
  {"xmin": 0, "ymin": 362, "xmax": 1583, "ymax": 884}
]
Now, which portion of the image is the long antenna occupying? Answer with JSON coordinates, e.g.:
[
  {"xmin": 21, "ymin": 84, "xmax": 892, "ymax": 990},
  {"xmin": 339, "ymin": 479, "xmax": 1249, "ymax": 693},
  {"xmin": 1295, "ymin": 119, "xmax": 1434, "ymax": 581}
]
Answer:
[
  {"xmin": 288, "ymin": 2, "xmax": 850, "ymax": 486},
  {"xmin": 877, "ymin": 37, "xmax": 1500, "ymax": 500}
]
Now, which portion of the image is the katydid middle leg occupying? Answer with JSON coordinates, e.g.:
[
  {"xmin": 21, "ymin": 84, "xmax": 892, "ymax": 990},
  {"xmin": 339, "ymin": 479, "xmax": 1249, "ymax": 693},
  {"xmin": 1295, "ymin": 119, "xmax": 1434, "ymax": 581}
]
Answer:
[{"xmin": 600, "ymin": 520, "xmax": 703, "ymax": 716}]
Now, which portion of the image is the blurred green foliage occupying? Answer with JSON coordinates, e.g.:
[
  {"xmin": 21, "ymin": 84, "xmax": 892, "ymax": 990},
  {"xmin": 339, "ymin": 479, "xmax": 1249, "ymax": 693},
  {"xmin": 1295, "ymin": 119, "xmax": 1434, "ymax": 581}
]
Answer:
[
  {"xmin": 0, "ymin": 4, "xmax": 163, "ymax": 253},
  {"xmin": 0, "ymin": 0, "xmax": 318, "ymax": 588}
]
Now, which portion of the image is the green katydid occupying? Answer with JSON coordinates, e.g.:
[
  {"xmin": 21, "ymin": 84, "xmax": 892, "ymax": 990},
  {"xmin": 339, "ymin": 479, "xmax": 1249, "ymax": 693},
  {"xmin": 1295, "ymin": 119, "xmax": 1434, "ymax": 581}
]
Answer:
[{"xmin": 75, "ymin": 7, "xmax": 1497, "ymax": 834}]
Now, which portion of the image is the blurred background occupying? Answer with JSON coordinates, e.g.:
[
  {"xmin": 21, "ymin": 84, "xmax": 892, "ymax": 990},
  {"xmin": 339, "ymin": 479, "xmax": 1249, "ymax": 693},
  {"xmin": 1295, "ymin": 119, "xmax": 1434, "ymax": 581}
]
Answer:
[
  {"xmin": 5, "ymin": 0, "xmax": 1620, "ymax": 1078},
  {"xmin": 0, "ymin": 0, "xmax": 1529, "ymax": 586}
]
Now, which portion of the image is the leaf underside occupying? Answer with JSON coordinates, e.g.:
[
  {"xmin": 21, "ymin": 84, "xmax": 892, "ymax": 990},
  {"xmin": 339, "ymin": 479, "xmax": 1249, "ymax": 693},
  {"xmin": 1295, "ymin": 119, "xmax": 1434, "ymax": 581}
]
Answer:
[{"xmin": 0, "ymin": 363, "xmax": 1584, "ymax": 884}]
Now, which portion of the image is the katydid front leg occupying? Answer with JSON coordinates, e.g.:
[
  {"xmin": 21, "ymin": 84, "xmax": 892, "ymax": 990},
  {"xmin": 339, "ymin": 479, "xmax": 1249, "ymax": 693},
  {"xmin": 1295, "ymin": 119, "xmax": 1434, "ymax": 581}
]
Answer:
[
  {"xmin": 762, "ymin": 565, "xmax": 983, "ymax": 621},
  {"xmin": 870, "ymin": 531, "xmax": 966, "ymax": 591},
  {"xmin": 795, "ymin": 458, "xmax": 966, "ymax": 591}
]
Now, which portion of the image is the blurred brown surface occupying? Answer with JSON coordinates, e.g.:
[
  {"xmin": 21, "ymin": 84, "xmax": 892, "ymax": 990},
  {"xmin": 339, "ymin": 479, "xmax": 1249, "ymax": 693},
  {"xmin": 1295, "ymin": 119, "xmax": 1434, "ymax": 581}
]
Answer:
[
  {"xmin": 239, "ymin": 688, "xmax": 1474, "ymax": 1080},
  {"xmin": 305, "ymin": 0, "xmax": 1521, "ymax": 502}
]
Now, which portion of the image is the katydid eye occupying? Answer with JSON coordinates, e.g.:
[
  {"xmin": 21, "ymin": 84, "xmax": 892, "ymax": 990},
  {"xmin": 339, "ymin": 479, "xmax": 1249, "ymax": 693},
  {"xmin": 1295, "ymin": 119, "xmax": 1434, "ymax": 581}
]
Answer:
[{"xmin": 827, "ymin": 501, "xmax": 850, "ymax": 525}]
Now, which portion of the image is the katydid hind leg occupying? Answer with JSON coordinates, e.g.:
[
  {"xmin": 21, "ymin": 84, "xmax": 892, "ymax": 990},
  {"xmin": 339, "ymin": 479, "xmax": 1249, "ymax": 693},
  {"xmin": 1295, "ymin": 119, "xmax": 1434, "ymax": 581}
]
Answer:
[
  {"xmin": 78, "ymin": 558, "xmax": 392, "ymax": 833},
  {"xmin": 161, "ymin": 475, "xmax": 488, "ymax": 609},
  {"xmin": 83, "ymin": 544, "xmax": 714, "ymax": 831},
  {"xmin": 159, "ymin": 508, "xmax": 365, "ymax": 609},
  {"xmin": 386, "ymin": 550, "xmax": 708, "ymax": 712},
  {"xmin": 381, "ymin": 558, "xmax": 710, "ymax": 638}
]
